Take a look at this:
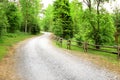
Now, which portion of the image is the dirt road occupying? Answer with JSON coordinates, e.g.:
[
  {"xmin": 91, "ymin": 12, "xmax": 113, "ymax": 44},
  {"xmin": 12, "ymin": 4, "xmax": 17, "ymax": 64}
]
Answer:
[{"xmin": 15, "ymin": 32, "xmax": 120, "ymax": 80}]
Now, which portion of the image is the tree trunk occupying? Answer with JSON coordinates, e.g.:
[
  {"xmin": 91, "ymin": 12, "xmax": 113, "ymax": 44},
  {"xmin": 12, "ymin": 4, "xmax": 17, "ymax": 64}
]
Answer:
[
  {"xmin": 25, "ymin": 20, "xmax": 27, "ymax": 33},
  {"xmin": 95, "ymin": 32, "xmax": 101, "ymax": 49},
  {"xmin": 95, "ymin": 0, "xmax": 100, "ymax": 49}
]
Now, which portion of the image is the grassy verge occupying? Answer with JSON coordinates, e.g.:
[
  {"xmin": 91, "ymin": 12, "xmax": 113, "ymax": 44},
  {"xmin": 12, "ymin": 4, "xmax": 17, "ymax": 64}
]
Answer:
[
  {"xmin": 0, "ymin": 32, "xmax": 38, "ymax": 60},
  {"xmin": 53, "ymin": 40, "xmax": 119, "ymax": 64}
]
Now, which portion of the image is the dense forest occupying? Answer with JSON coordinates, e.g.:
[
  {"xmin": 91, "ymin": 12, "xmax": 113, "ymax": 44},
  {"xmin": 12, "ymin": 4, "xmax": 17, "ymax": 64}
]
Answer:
[
  {"xmin": 41, "ymin": 0, "xmax": 120, "ymax": 49},
  {"xmin": 0, "ymin": 0, "xmax": 41, "ymax": 40},
  {"xmin": 0, "ymin": 0, "xmax": 120, "ymax": 48}
]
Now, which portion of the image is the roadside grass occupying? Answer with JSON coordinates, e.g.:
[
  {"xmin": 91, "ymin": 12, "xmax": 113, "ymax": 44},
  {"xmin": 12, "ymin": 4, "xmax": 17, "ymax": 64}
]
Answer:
[
  {"xmin": 53, "ymin": 40, "xmax": 119, "ymax": 64},
  {"xmin": 0, "ymin": 32, "xmax": 38, "ymax": 60}
]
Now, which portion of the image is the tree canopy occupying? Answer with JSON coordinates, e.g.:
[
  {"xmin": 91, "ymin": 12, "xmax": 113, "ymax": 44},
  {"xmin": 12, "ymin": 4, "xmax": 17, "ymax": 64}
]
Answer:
[
  {"xmin": 0, "ymin": 0, "xmax": 120, "ymax": 47},
  {"xmin": 20, "ymin": 0, "xmax": 41, "ymax": 34},
  {"xmin": 52, "ymin": 0, "xmax": 73, "ymax": 39},
  {"xmin": 41, "ymin": 0, "xmax": 119, "ymax": 48}
]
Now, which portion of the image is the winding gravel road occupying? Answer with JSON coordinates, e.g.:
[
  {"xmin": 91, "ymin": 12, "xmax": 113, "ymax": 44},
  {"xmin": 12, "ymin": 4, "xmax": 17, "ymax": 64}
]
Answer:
[{"xmin": 16, "ymin": 32, "xmax": 120, "ymax": 80}]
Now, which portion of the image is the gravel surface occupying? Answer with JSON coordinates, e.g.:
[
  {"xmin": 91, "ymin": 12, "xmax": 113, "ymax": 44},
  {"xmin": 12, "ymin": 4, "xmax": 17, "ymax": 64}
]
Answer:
[{"xmin": 15, "ymin": 32, "xmax": 120, "ymax": 80}]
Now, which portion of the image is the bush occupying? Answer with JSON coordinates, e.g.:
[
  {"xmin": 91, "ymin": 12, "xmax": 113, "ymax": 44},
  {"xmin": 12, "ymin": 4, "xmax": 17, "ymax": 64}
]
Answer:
[{"xmin": 75, "ymin": 34, "xmax": 84, "ymax": 46}]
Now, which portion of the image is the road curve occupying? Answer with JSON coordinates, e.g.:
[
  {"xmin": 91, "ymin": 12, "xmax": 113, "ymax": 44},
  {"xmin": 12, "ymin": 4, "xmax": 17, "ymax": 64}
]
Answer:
[{"xmin": 15, "ymin": 32, "xmax": 120, "ymax": 80}]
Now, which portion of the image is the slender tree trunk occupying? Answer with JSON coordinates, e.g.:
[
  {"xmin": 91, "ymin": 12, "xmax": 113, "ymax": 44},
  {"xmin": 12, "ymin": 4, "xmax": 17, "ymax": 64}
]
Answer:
[
  {"xmin": 97, "ymin": 1, "xmax": 100, "ymax": 31},
  {"xmin": 115, "ymin": 30, "xmax": 119, "ymax": 44},
  {"xmin": 25, "ymin": 20, "xmax": 27, "ymax": 33},
  {"xmin": 95, "ymin": 0, "xmax": 101, "ymax": 49}
]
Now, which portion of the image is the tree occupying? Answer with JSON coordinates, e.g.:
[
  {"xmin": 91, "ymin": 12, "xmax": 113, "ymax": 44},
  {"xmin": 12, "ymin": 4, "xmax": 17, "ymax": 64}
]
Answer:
[
  {"xmin": 0, "ymin": 1, "xmax": 9, "ymax": 38},
  {"xmin": 53, "ymin": 0, "xmax": 73, "ymax": 39},
  {"xmin": 6, "ymin": 2, "xmax": 22, "ymax": 33},
  {"xmin": 42, "ymin": 5, "xmax": 54, "ymax": 31},
  {"xmin": 70, "ymin": 0, "xmax": 83, "ymax": 35},
  {"xmin": 19, "ymin": 0, "xmax": 29, "ymax": 33},
  {"xmin": 52, "ymin": 0, "xmax": 62, "ymax": 36},
  {"xmin": 20, "ymin": 0, "xmax": 41, "ymax": 34},
  {"xmin": 86, "ymin": 9, "xmax": 115, "ymax": 45},
  {"xmin": 70, "ymin": 0, "xmax": 85, "ymax": 45},
  {"xmin": 83, "ymin": 0, "xmax": 115, "ymax": 49},
  {"xmin": 113, "ymin": 7, "xmax": 120, "ymax": 44}
]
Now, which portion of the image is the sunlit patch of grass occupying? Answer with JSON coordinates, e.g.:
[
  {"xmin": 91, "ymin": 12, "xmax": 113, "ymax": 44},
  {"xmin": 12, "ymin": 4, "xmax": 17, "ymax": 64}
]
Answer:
[
  {"xmin": 0, "ymin": 32, "xmax": 39, "ymax": 60},
  {"xmin": 0, "ymin": 46, "xmax": 7, "ymax": 60}
]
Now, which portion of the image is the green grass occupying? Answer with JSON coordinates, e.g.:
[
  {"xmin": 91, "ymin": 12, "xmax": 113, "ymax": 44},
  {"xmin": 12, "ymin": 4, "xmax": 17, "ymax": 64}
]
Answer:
[
  {"xmin": 53, "ymin": 40, "xmax": 119, "ymax": 64},
  {"xmin": 0, "ymin": 32, "xmax": 39, "ymax": 60}
]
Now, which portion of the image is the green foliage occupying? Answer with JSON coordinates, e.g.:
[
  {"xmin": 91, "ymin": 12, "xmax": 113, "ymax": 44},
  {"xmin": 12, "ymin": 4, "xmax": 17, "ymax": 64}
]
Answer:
[
  {"xmin": 81, "ymin": 0, "xmax": 116, "ymax": 49},
  {"xmin": 113, "ymin": 7, "xmax": 120, "ymax": 44},
  {"xmin": 71, "ymin": 0, "xmax": 116, "ymax": 49},
  {"xmin": 53, "ymin": 19, "xmax": 63, "ymax": 36},
  {"xmin": 113, "ymin": 8, "xmax": 120, "ymax": 29},
  {"xmin": 81, "ymin": 8, "xmax": 115, "ymax": 46},
  {"xmin": 28, "ymin": 23, "xmax": 40, "ymax": 35},
  {"xmin": 20, "ymin": 0, "xmax": 41, "ymax": 34},
  {"xmin": 74, "ymin": 34, "xmax": 84, "ymax": 46},
  {"xmin": 40, "ymin": 0, "xmax": 116, "ymax": 47},
  {"xmin": 99, "ymin": 13, "xmax": 115, "ymax": 44},
  {"xmin": 53, "ymin": 0, "xmax": 73, "ymax": 39},
  {"xmin": 6, "ymin": 2, "xmax": 22, "ymax": 33},
  {"xmin": 70, "ymin": 0, "xmax": 83, "ymax": 35},
  {"xmin": 0, "ymin": 2, "xmax": 9, "ymax": 38},
  {"xmin": 41, "ymin": 5, "xmax": 54, "ymax": 31},
  {"xmin": 0, "ymin": 0, "xmax": 41, "ymax": 60}
]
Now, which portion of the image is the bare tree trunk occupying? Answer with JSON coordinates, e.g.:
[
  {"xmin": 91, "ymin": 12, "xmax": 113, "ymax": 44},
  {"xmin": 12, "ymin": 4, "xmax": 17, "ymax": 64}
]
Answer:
[
  {"xmin": 115, "ymin": 31, "xmax": 119, "ymax": 44},
  {"xmin": 97, "ymin": 0, "xmax": 100, "ymax": 32},
  {"xmin": 25, "ymin": 20, "xmax": 27, "ymax": 33}
]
